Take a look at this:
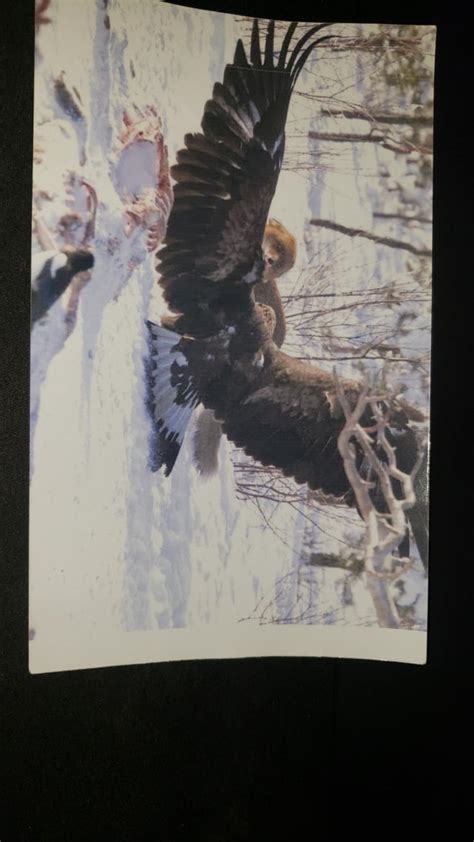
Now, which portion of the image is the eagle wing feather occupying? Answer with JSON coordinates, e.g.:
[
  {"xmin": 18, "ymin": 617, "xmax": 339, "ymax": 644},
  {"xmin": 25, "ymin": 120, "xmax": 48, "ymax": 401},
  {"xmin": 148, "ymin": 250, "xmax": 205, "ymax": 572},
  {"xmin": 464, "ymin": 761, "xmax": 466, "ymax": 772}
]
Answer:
[
  {"xmin": 158, "ymin": 20, "xmax": 331, "ymax": 316},
  {"xmin": 208, "ymin": 348, "xmax": 361, "ymax": 496},
  {"xmin": 147, "ymin": 18, "xmax": 428, "ymax": 567}
]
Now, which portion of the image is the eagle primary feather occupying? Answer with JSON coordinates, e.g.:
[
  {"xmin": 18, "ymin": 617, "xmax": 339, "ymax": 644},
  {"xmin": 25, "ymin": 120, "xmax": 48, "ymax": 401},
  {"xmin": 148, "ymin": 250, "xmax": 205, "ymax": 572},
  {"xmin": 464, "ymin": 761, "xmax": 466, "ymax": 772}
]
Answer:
[
  {"xmin": 157, "ymin": 19, "xmax": 331, "ymax": 321},
  {"xmin": 148, "ymin": 19, "xmax": 428, "ymax": 568}
]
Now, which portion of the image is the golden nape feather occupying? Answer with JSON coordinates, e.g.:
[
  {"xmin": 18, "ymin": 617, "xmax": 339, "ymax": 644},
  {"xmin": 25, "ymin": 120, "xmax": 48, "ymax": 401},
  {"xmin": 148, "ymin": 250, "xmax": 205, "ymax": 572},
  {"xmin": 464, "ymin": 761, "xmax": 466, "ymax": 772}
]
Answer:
[{"xmin": 262, "ymin": 219, "xmax": 297, "ymax": 281}]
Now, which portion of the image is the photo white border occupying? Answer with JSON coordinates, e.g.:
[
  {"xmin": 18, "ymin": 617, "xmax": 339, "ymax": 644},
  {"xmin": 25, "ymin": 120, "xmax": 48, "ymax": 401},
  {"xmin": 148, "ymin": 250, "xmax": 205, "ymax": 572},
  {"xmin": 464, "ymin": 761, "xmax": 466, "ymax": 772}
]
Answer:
[
  {"xmin": 30, "ymin": 3, "xmax": 431, "ymax": 675},
  {"xmin": 30, "ymin": 625, "xmax": 427, "ymax": 673}
]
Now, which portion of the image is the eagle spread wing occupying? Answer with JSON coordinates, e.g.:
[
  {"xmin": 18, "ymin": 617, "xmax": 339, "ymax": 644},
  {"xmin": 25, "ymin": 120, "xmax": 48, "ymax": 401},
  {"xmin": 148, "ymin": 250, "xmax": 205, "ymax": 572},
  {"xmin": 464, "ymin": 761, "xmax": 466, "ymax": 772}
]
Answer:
[
  {"xmin": 146, "ymin": 19, "xmax": 428, "ymax": 568},
  {"xmin": 157, "ymin": 19, "xmax": 331, "ymax": 330}
]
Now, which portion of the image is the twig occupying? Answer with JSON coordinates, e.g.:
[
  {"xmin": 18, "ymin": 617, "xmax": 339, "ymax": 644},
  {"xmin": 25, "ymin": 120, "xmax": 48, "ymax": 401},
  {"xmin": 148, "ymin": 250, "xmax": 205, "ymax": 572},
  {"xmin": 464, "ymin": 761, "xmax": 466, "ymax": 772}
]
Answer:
[
  {"xmin": 310, "ymin": 218, "xmax": 432, "ymax": 258},
  {"xmin": 335, "ymin": 377, "xmax": 417, "ymax": 628}
]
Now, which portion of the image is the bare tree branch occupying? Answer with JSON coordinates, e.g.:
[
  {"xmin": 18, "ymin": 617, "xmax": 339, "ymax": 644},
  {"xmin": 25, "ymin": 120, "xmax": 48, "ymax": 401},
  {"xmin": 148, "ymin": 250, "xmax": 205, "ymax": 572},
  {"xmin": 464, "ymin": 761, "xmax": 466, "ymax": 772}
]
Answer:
[
  {"xmin": 310, "ymin": 218, "xmax": 432, "ymax": 258},
  {"xmin": 320, "ymin": 106, "xmax": 433, "ymax": 126},
  {"xmin": 335, "ymin": 378, "xmax": 417, "ymax": 628},
  {"xmin": 373, "ymin": 211, "xmax": 432, "ymax": 225},
  {"xmin": 309, "ymin": 129, "xmax": 431, "ymax": 156}
]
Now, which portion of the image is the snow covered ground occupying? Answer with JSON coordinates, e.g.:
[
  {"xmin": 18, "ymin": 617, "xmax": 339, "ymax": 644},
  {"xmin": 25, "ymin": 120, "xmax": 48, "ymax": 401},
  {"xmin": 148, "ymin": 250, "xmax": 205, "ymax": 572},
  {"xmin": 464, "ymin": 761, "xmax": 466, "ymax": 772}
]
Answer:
[{"xmin": 29, "ymin": 2, "xmax": 431, "ymax": 670}]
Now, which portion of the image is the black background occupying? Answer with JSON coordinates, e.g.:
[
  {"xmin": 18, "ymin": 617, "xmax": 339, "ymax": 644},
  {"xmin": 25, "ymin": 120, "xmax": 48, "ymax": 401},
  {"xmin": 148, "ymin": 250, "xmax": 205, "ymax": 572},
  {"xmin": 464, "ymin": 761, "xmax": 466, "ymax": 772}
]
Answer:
[{"xmin": 0, "ymin": 1, "xmax": 470, "ymax": 838}]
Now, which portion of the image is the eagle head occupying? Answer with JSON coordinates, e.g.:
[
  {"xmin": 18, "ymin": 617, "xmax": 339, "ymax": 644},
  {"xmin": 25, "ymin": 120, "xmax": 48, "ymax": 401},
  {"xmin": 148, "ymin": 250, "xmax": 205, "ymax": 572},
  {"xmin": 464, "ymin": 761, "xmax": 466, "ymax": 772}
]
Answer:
[{"xmin": 262, "ymin": 219, "xmax": 297, "ymax": 282}]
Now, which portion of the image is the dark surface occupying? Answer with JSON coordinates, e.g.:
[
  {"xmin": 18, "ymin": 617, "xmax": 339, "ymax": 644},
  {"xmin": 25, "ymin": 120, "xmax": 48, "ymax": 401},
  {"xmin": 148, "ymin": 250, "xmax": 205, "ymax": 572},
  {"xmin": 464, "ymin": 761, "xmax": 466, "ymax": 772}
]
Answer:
[{"xmin": 0, "ymin": 1, "xmax": 469, "ymax": 838}]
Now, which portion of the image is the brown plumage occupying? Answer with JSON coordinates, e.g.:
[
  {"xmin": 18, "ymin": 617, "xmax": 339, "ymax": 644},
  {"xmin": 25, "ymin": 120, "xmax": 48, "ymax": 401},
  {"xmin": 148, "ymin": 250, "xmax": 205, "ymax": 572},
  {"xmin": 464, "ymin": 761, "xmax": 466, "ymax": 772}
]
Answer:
[
  {"xmin": 192, "ymin": 218, "xmax": 294, "ymax": 475},
  {"xmin": 146, "ymin": 19, "xmax": 428, "ymax": 567},
  {"xmin": 156, "ymin": 19, "xmax": 333, "ymax": 332},
  {"xmin": 262, "ymin": 218, "xmax": 296, "ymax": 283}
]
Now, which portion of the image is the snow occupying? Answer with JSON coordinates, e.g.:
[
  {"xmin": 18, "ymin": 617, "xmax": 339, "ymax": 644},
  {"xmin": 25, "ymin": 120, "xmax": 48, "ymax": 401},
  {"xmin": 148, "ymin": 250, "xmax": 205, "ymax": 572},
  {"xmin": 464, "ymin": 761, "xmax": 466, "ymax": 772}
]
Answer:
[
  {"xmin": 30, "ymin": 4, "xmax": 430, "ymax": 667},
  {"xmin": 114, "ymin": 140, "xmax": 159, "ymax": 201}
]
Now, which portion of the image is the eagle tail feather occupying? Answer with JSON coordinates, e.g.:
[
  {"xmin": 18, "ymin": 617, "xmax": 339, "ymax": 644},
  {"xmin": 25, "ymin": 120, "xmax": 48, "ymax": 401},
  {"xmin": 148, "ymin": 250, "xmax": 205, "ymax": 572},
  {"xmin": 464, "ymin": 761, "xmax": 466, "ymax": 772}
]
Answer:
[{"xmin": 145, "ymin": 320, "xmax": 200, "ymax": 475}]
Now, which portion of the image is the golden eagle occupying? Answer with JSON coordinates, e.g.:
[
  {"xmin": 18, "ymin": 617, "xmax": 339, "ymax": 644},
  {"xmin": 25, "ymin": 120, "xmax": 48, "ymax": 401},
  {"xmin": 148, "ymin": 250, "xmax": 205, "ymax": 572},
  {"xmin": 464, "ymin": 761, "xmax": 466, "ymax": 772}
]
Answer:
[
  {"xmin": 146, "ymin": 19, "xmax": 428, "ymax": 569},
  {"xmin": 192, "ymin": 217, "xmax": 295, "ymax": 476}
]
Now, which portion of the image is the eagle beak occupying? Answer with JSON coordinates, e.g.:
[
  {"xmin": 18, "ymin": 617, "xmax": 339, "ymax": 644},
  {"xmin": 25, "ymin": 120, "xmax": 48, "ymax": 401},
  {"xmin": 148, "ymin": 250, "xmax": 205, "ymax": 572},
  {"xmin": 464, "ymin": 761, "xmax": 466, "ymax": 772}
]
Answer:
[{"xmin": 262, "ymin": 248, "xmax": 279, "ymax": 281}]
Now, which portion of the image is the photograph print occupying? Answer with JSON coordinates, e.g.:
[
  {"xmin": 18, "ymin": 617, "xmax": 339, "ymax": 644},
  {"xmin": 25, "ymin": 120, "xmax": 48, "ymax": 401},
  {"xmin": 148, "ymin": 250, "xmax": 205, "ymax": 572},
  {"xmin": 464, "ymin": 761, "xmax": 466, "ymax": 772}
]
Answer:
[{"xmin": 30, "ymin": 0, "xmax": 434, "ymax": 672}]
